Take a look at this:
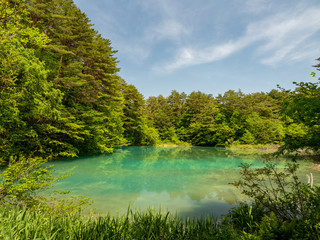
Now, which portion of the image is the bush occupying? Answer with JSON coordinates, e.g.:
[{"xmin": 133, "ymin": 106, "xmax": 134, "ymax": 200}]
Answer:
[
  {"xmin": 230, "ymin": 157, "xmax": 320, "ymax": 239},
  {"xmin": 0, "ymin": 157, "xmax": 90, "ymax": 213},
  {"xmin": 223, "ymin": 202, "xmax": 265, "ymax": 233},
  {"xmin": 0, "ymin": 157, "xmax": 63, "ymax": 207}
]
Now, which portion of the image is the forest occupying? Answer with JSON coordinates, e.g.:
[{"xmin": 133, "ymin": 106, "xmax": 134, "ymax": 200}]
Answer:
[
  {"xmin": 1, "ymin": 0, "xmax": 320, "ymax": 239},
  {"xmin": 1, "ymin": 0, "xmax": 320, "ymax": 163}
]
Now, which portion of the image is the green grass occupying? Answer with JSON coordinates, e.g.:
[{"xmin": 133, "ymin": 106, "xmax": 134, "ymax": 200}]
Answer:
[
  {"xmin": 228, "ymin": 143, "xmax": 280, "ymax": 152},
  {"xmin": 2, "ymin": 202, "xmax": 319, "ymax": 239},
  {"xmin": 0, "ymin": 205, "xmax": 237, "ymax": 240}
]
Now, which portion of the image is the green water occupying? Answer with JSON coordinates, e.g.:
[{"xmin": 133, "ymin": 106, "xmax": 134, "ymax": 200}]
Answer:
[{"xmin": 51, "ymin": 146, "xmax": 317, "ymax": 218}]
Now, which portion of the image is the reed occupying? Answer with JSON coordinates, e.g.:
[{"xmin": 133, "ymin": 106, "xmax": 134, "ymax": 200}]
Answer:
[{"xmin": 0, "ymin": 205, "xmax": 235, "ymax": 240}]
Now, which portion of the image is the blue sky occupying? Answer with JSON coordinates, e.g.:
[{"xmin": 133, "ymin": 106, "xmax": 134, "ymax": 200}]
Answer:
[{"xmin": 73, "ymin": 0, "xmax": 320, "ymax": 98}]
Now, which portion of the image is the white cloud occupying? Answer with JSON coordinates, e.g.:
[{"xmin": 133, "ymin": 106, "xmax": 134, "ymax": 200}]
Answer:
[
  {"xmin": 114, "ymin": 0, "xmax": 191, "ymax": 63},
  {"xmin": 243, "ymin": 0, "xmax": 272, "ymax": 14},
  {"xmin": 253, "ymin": 7, "xmax": 320, "ymax": 65},
  {"xmin": 137, "ymin": 0, "xmax": 191, "ymax": 42},
  {"xmin": 159, "ymin": 5, "xmax": 320, "ymax": 72},
  {"xmin": 287, "ymin": 42, "xmax": 320, "ymax": 63},
  {"xmin": 163, "ymin": 40, "xmax": 248, "ymax": 72},
  {"xmin": 147, "ymin": 19, "xmax": 190, "ymax": 42}
]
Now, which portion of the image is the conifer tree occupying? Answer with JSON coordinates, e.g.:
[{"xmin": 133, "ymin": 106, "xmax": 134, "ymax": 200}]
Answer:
[
  {"xmin": 0, "ymin": 0, "xmax": 81, "ymax": 161},
  {"xmin": 0, "ymin": 0, "xmax": 128, "ymax": 161},
  {"xmin": 122, "ymin": 82, "xmax": 159, "ymax": 145},
  {"xmin": 24, "ymin": 0, "xmax": 126, "ymax": 154}
]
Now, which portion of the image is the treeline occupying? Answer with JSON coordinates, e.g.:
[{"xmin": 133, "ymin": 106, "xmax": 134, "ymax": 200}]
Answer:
[
  {"xmin": 1, "ymin": 0, "xmax": 319, "ymax": 163},
  {"xmin": 144, "ymin": 90, "xmax": 284, "ymax": 146},
  {"xmin": 146, "ymin": 72, "xmax": 320, "ymax": 152},
  {"xmin": 143, "ymin": 80, "xmax": 320, "ymax": 152}
]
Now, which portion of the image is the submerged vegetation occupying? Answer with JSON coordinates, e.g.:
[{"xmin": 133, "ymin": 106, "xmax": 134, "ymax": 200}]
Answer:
[{"xmin": 1, "ymin": 0, "xmax": 320, "ymax": 238}]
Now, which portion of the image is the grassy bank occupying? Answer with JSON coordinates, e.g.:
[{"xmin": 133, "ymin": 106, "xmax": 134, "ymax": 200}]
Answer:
[
  {"xmin": 2, "ymin": 201, "xmax": 319, "ymax": 240},
  {"xmin": 0, "ymin": 205, "xmax": 235, "ymax": 240},
  {"xmin": 155, "ymin": 142, "xmax": 192, "ymax": 147},
  {"xmin": 155, "ymin": 142, "xmax": 279, "ymax": 150},
  {"xmin": 228, "ymin": 143, "xmax": 280, "ymax": 152}
]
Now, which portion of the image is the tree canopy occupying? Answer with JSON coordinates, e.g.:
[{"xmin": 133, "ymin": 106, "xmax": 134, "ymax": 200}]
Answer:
[{"xmin": 0, "ymin": 0, "xmax": 319, "ymax": 163}]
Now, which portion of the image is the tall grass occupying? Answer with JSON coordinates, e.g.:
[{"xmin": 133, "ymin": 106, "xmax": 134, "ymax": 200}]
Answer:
[{"xmin": 0, "ymin": 205, "xmax": 237, "ymax": 240}]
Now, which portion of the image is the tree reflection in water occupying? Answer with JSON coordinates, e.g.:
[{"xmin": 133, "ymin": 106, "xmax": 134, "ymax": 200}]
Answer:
[{"xmin": 51, "ymin": 146, "xmax": 309, "ymax": 219}]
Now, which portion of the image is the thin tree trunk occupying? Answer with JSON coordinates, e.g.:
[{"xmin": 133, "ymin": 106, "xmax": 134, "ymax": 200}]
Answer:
[{"xmin": 56, "ymin": 55, "xmax": 63, "ymax": 79}]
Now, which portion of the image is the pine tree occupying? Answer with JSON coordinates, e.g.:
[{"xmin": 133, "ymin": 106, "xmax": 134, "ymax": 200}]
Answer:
[
  {"xmin": 0, "ymin": 0, "xmax": 82, "ymax": 161},
  {"xmin": 24, "ymin": 0, "xmax": 126, "ymax": 154},
  {"xmin": 122, "ymin": 82, "xmax": 159, "ymax": 145}
]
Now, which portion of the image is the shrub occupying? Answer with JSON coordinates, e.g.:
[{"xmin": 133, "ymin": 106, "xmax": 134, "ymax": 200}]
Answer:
[
  {"xmin": 0, "ymin": 157, "xmax": 90, "ymax": 213},
  {"xmin": 231, "ymin": 157, "xmax": 320, "ymax": 239}
]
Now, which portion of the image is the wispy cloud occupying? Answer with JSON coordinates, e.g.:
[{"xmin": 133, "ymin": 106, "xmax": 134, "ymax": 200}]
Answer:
[
  {"xmin": 112, "ymin": 0, "xmax": 191, "ymax": 63},
  {"xmin": 159, "ymin": 5, "xmax": 320, "ymax": 72},
  {"xmin": 114, "ymin": 19, "xmax": 189, "ymax": 63},
  {"xmin": 161, "ymin": 40, "xmax": 248, "ymax": 72},
  {"xmin": 255, "ymin": 7, "xmax": 320, "ymax": 65},
  {"xmin": 243, "ymin": 0, "xmax": 272, "ymax": 14},
  {"xmin": 146, "ymin": 19, "xmax": 190, "ymax": 42},
  {"xmin": 287, "ymin": 42, "xmax": 320, "ymax": 63}
]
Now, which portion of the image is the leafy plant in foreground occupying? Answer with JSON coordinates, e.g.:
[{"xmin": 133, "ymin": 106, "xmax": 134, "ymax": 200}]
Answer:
[
  {"xmin": 233, "ymin": 159, "xmax": 320, "ymax": 221},
  {"xmin": 0, "ymin": 206, "xmax": 237, "ymax": 240},
  {"xmin": 232, "ymin": 157, "xmax": 320, "ymax": 239},
  {"xmin": 0, "ymin": 157, "xmax": 66, "ymax": 207},
  {"xmin": 0, "ymin": 157, "xmax": 90, "ymax": 214}
]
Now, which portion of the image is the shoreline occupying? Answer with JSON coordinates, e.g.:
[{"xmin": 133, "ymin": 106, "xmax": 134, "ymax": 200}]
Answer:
[{"xmin": 227, "ymin": 144, "xmax": 280, "ymax": 152}]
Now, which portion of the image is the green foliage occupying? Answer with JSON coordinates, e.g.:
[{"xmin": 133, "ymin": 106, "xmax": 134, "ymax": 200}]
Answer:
[
  {"xmin": 0, "ymin": 0, "xmax": 126, "ymax": 161},
  {"xmin": 230, "ymin": 157, "xmax": 320, "ymax": 239},
  {"xmin": 9, "ymin": 197, "xmax": 320, "ymax": 240},
  {"xmin": 281, "ymin": 72, "xmax": 320, "ymax": 152},
  {"xmin": 256, "ymin": 212, "xmax": 297, "ymax": 240},
  {"xmin": 146, "ymin": 95, "xmax": 175, "ymax": 141},
  {"xmin": 2, "ymin": 1, "xmax": 320, "ymax": 238},
  {"xmin": 139, "ymin": 124, "xmax": 160, "ymax": 145},
  {"xmin": 1, "ymin": 0, "xmax": 319, "ymax": 159},
  {"xmin": 242, "ymin": 113, "xmax": 285, "ymax": 144},
  {"xmin": 2, "ymin": 0, "xmax": 317, "ymax": 157},
  {"xmin": 0, "ymin": 206, "xmax": 238, "ymax": 240},
  {"xmin": 0, "ymin": 157, "xmax": 66, "ymax": 207},
  {"xmin": 282, "ymin": 121, "xmax": 308, "ymax": 150},
  {"xmin": 159, "ymin": 127, "xmax": 181, "ymax": 144},
  {"xmin": 226, "ymin": 202, "xmax": 320, "ymax": 239},
  {"xmin": 240, "ymin": 130, "xmax": 256, "ymax": 144},
  {"xmin": 187, "ymin": 122, "xmax": 235, "ymax": 146},
  {"xmin": 0, "ymin": 0, "xmax": 83, "ymax": 161},
  {"xmin": 233, "ymin": 160, "xmax": 319, "ymax": 221},
  {"xmin": 122, "ymin": 83, "xmax": 159, "ymax": 145},
  {"xmin": 0, "ymin": 156, "xmax": 91, "ymax": 216},
  {"xmin": 223, "ymin": 202, "xmax": 265, "ymax": 233},
  {"xmin": 145, "ymin": 88, "xmax": 285, "ymax": 147}
]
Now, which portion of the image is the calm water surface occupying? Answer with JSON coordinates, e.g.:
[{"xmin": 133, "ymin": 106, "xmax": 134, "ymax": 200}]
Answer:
[{"xmin": 51, "ymin": 146, "xmax": 318, "ymax": 218}]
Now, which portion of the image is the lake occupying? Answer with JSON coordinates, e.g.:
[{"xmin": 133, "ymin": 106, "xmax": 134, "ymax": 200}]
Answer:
[{"xmin": 51, "ymin": 146, "xmax": 317, "ymax": 219}]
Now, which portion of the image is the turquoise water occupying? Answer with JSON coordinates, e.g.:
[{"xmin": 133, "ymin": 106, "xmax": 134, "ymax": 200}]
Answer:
[{"xmin": 50, "ymin": 146, "xmax": 317, "ymax": 218}]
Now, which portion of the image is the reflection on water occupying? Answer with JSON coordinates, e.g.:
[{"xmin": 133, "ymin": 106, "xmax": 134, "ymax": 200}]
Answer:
[{"xmin": 50, "ymin": 146, "xmax": 317, "ymax": 218}]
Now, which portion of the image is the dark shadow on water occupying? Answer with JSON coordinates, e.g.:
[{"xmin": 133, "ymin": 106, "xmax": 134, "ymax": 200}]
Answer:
[{"xmin": 179, "ymin": 201, "xmax": 236, "ymax": 220}]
